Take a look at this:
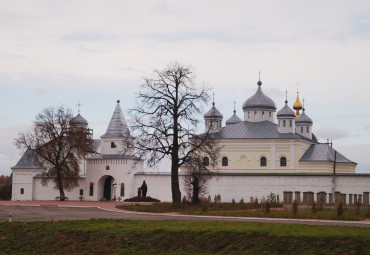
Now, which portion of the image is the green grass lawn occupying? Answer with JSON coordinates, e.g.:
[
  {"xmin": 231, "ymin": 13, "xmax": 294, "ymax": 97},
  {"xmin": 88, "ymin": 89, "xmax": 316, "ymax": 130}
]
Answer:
[
  {"xmin": 120, "ymin": 202, "xmax": 370, "ymax": 221},
  {"xmin": 0, "ymin": 219, "xmax": 370, "ymax": 254}
]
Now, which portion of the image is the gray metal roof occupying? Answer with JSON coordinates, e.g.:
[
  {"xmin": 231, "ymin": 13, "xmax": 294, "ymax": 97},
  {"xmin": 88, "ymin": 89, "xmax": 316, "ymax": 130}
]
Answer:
[
  {"xmin": 225, "ymin": 111, "xmax": 242, "ymax": 125},
  {"xmin": 277, "ymin": 101, "xmax": 295, "ymax": 118},
  {"xmin": 204, "ymin": 103, "xmax": 223, "ymax": 119},
  {"xmin": 216, "ymin": 120, "xmax": 302, "ymax": 139},
  {"xmin": 242, "ymin": 81, "xmax": 276, "ymax": 111},
  {"xmin": 296, "ymin": 109, "xmax": 313, "ymax": 124},
  {"xmin": 92, "ymin": 139, "xmax": 101, "ymax": 153},
  {"xmin": 70, "ymin": 114, "xmax": 88, "ymax": 126},
  {"xmin": 12, "ymin": 149, "xmax": 43, "ymax": 169},
  {"xmin": 299, "ymin": 144, "xmax": 356, "ymax": 164},
  {"xmin": 88, "ymin": 154, "xmax": 140, "ymax": 160},
  {"xmin": 101, "ymin": 100, "xmax": 130, "ymax": 138}
]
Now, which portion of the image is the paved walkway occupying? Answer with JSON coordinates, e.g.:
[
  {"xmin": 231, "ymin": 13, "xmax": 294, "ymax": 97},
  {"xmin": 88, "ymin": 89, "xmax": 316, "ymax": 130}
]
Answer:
[
  {"xmin": 0, "ymin": 200, "xmax": 125, "ymax": 212},
  {"xmin": 1, "ymin": 201, "xmax": 370, "ymax": 227}
]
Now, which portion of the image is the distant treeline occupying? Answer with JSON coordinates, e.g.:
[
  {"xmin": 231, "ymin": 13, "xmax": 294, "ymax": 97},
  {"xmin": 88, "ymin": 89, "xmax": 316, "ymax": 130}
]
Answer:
[{"xmin": 0, "ymin": 174, "xmax": 12, "ymax": 200}]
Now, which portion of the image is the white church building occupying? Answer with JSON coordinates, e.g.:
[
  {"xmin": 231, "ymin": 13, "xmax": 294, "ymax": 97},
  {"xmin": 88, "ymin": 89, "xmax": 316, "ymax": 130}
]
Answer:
[{"xmin": 11, "ymin": 79, "xmax": 370, "ymax": 203}]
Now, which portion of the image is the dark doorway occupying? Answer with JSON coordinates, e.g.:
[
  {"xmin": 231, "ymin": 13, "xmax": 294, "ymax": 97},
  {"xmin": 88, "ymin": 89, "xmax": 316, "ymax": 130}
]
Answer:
[{"xmin": 103, "ymin": 176, "xmax": 112, "ymax": 200}]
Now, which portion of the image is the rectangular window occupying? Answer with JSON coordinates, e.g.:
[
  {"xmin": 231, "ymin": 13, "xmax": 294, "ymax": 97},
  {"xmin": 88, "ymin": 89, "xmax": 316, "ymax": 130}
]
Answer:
[
  {"xmin": 269, "ymin": 112, "xmax": 272, "ymax": 118},
  {"xmin": 248, "ymin": 112, "xmax": 250, "ymax": 119},
  {"xmin": 80, "ymin": 189, "xmax": 83, "ymax": 196},
  {"xmin": 289, "ymin": 120, "xmax": 292, "ymax": 127},
  {"xmin": 111, "ymin": 142, "xmax": 116, "ymax": 148},
  {"xmin": 307, "ymin": 126, "xmax": 309, "ymax": 133},
  {"xmin": 283, "ymin": 120, "xmax": 286, "ymax": 127},
  {"xmin": 301, "ymin": 126, "xmax": 303, "ymax": 133}
]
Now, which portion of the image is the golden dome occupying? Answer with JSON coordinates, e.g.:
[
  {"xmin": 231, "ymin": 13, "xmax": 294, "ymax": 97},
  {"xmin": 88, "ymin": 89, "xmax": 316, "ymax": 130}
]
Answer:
[{"xmin": 293, "ymin": 92, "xmax": 302, "ymax": 117}]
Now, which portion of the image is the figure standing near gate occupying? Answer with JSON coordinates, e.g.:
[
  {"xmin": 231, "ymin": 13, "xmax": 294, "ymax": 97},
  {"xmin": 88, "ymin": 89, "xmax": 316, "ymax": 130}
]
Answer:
[{"xmin": 141, "ymin": 180, "xmax": 148, "ymax": 198}]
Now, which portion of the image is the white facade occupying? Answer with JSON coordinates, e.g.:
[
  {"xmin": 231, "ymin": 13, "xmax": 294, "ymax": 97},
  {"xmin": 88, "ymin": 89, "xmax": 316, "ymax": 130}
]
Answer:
[{"xmin": 11, "ymin": 81, "xmax": 370, "ymax": 202}]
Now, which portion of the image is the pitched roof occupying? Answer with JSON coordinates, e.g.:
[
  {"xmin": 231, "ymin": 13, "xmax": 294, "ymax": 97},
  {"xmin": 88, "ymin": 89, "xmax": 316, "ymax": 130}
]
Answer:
[
  {"xmin": 215, "ymin": 120, "xmax": 304, "ymax": 139},
  {"xmin": 11, "ymin": 149, "xmax": 43, "ymax": 169},
  {"xmin": 299, "ymin": 144, "xmax": 356, "ymax": 164},
  {"xmin": 88, "ymin": 154, "xmax": 140, "ymax": 160},
  {"xmin": 101, "ymin": 101, "xmax": 130, "ymax": 138}
]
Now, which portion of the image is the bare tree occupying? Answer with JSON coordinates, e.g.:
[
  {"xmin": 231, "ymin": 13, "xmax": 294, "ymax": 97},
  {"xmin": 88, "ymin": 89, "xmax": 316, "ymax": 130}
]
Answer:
[
  {"xmin": 15, "ymin": 106, "xmax": 93, "ymax": 201},
  {"xmin": 184, "ymin": 135, "xmax": 220, "ymax": 204},
  {"xmin": 130, "ymin": 62, "xmax": 213, "ymax": 205}
]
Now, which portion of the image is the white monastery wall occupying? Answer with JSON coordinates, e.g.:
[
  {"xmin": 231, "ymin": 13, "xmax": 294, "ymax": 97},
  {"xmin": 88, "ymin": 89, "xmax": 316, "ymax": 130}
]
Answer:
[
  {"xmin": 132, "ymin": 173, "xmax": 370, "ymax": 203},
  {"xmin": 32, "ymin": 178, "xmax": 85, "ymax": 200}
]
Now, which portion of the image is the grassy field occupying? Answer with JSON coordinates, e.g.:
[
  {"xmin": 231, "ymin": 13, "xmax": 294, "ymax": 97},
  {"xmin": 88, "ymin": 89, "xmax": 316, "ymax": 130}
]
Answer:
[
  {"xmin": 119, "ymin": 202, "xmax": 370, "ymax": 221},
  {"xmin": 0, "ymin": 219, "xmax": 369, "ymax": 254}
]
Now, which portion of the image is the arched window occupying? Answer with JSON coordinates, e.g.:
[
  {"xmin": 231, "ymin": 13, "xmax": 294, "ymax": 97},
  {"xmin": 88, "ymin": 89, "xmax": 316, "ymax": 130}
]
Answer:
[
  {"xmin": 89, "ymin": 182, "xmax": 94, "ymax": 196},
  {"xmin": 203, "ymin": 157, "xmax": 209, "ymax": 166},
  {"xmin": 20, "ymin": 188, "xmax": 24, "ymax": 195},
  {"xmin": 269, "ymin": 112, "xmax": 272, "ymax": 118},
  {"xmin": 280, "ymin": 157, "xmax": 287, "ymax": 167},
  {"xmin": 222, "ymin": 157, "xmax": 228, "ymax": 166},
  {"xmin": 260, "ymin": 157, "xmax": 267, "ymax": 167},
  {"xmin": 120, "ymin": 183, "xmax": 125, "ymax": 197},
  {"xmin": 254, "ymin": 111, "xmax": 257, "ymax": 118},
  {"xmin": 306, "ymin": 126, "xmax": 309, "ymax": 133},
  {"xmin": 262, "ymin": 111, "xmax": 265, "ymax": 118},
  {"xmin": 106, "ymin": 165, "xmax": 110, "ymax": 170}
]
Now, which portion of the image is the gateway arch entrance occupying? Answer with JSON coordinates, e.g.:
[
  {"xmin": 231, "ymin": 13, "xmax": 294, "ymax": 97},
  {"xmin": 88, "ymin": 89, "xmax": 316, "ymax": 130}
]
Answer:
[
  {"xmin": 98, "ymin": 175, "xmax": 116, "ymax": 201},
  {"xmin": 103, "ymin": 176, "xmax": 113, "ymax": 200}
]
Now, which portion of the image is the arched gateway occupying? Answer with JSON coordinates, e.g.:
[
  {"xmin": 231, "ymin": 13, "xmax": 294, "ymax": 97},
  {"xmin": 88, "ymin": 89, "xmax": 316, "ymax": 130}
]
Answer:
[{"xmin": 97, "ymin": 175, "xmax": 116, "ymax": 201}]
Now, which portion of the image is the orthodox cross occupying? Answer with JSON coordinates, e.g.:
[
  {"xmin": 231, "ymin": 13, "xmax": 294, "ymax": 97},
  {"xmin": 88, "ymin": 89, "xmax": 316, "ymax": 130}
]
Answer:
[{"xmin": 76, "ymin": 101, "xmax": 83, "ymax": 114}]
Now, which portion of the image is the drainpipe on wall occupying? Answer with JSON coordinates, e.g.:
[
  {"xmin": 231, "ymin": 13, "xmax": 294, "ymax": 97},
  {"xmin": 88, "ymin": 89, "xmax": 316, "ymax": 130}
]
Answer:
[{"xmin": 332, "ymin": 150, "xmax": 337, "ymax": 194}]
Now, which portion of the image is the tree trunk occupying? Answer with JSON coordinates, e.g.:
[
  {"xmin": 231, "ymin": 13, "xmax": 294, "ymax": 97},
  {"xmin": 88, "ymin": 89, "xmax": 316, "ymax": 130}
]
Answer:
[
  {"xmin": 171, "ymin": 154, "xmax": 181, "ymax": 206},
  {"xmin": 56, "ymin": 167, "xmax": 65, "ymax": 201},
  {"xmin": 192, "ymin": 176, "xmax": 200, "ymax": 204}
]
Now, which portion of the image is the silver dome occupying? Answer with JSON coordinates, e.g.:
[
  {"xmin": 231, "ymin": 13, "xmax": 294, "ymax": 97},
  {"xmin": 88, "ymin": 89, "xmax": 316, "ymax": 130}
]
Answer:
[
  {"xmin": 242, "ymin": 81, "xmax": 276, "ymax": 111},
  {"xmin": 277, "ymin": 101, "xmax": 295, "ymax": 118},
  {"xmin": 204, "ymin": 103, "xmax": 223, "ymax": 119},
  {"xmin": 70, "ymin": 114, "xmax": 88, "ymax": 126},
  {"xmin": 296, "ymin": 109, "xmax": 313, "ymax": 124},
  {"xmin": 226, "ymin": 111, "xmax": 242, "ymax": 125}
]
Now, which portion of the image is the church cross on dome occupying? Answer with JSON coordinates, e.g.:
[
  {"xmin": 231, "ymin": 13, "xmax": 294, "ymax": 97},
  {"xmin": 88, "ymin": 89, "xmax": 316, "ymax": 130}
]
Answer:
[{"xmin": 76, "ymin": 101, "xmax": 83, "ymax": 114}]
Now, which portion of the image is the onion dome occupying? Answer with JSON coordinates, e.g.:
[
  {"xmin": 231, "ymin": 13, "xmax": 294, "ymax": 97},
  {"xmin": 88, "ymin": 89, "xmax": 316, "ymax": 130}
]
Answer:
[
  {"xmin": 226, "ymin": 110, "xmax": 242, "ymax": 125},
  {"xmin": 277, "ymin": 100, "xmax": 295, "ymax": 118},
  {"xmin": 70, "ymin": 114, "xmax": 88, "ymax": 127},
  {"xmin": 242, "ymin": 80, "xmax": 276, "ymax": 110},
  {"xmin": 295, "ymin": 108, "xmax": 313, "ymax": 124},
  {"xmin": 293, "ymin": 91, "xmax": 303, "ymax": 117},
  {"xmin": 204, "ymin": 102, "xmax": 223, "ymax": 120}
]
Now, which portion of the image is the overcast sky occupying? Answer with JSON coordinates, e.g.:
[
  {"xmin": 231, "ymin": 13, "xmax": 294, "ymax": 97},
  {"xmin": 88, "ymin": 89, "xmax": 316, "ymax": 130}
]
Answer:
[{"xmin": 1, "ymin": 0, "xmax": 370, "ymax": 175}]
